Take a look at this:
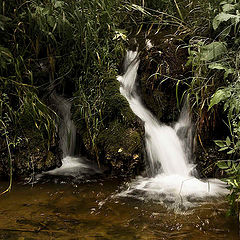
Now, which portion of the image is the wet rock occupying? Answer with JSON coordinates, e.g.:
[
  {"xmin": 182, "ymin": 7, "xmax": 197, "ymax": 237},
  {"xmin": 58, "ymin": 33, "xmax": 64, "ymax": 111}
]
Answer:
[{"xmin": 138, "ymin": 37, "xmax": 189, "ymax": 124}]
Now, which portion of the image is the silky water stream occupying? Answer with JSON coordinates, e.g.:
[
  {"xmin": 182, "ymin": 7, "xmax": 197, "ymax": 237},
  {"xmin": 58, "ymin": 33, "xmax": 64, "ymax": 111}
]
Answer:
[
  {"xmin": 0, "ymin": 52, "xmax": 239, "ymax": 239},
  {"xmin": 36, "ymin": 94, "xmax": 101, "ymax": 180},
  {"xmin": 117, "ymin": 50, "xmax": 228, "ymax": 210}
]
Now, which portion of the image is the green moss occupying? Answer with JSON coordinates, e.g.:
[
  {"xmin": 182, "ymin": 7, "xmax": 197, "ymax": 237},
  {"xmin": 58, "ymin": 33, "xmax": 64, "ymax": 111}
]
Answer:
[
  {"xmin": 103, "ymin": 78, "xmax": 136, "ymax": 124},
  {"xmin": 98, "ymin": 120, "xmax": 141, "ymax": 156},
  {"xmin": 45, "ymin": 151, "xmax": 54, "ymax": 168}
]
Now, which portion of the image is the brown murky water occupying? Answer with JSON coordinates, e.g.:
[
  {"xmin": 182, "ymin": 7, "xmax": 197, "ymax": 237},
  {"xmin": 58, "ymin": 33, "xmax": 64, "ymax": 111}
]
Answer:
[{"xmin": 0, "ymin": 179, "xmax": 239, "ymax": 240}]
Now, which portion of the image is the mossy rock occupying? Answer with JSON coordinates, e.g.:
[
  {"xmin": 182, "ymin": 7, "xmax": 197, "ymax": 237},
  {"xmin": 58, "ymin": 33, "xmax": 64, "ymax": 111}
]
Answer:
[
  {"xmin": 97, "ymin": 120, "xmax": 144, "ymax": 175},
  {"xmin": 103, "ymin": 76, "xmax": 137, "ymax": 124},
  {"xmin": 72, "ymin": 71, "xmax": 144, "ymax": 175},
  {"xmin": 0, "ymin": 127, "xmax": 61, "ymax": 178}
]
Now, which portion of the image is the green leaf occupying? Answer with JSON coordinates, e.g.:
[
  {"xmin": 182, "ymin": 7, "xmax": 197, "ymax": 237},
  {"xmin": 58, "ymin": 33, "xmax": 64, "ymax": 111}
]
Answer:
[
  {"xmin": 220, "ymin": 1, "xmax": 228, "ymax": 5},
  {"xmin": 200, "ymin": 42, "xmax": 227, "ymax": 61},
  {"xmin": 227, "ymin": 149, "xmax": 235, "ymax": 154},
  {"xmin": 214, "ymin": 140, "xmax": 226, "ymax": 148},
  {"xmin": 208, "ymin": 63, "xmax": 226, "ymax": 70},
  {"xmin": 219, "ymin": 146, "xmax": 229, "ymax": 151},
  {"xmin": 224, "ymin": 68, "xmax": 235, "ymax": 79},
  {"xmin": 217, "ymin": 160, "xmax": 231, "ymax": 170},
  {"xmin": 47, "ymin": 16, "xmax": 55, "ymax": 27},
  {"xmin": 213, "ymin": 12, "xmax": 237, "ymax": 30},
  {"xmin": 222, "ymin": 4, "xmax": 236, "ymax": 12},
  {"xmin": 55, "ymin": 1, "xmax": 64, "ymax": 8},
  {"xmin": 226, "ymin": 136, "xmax": 231, "ymax": 146},
  {"xmin": 131, "ymin": 4, "xmax": 151, "ymax": 15},
  {"xmin": 209, "ymin": 89, "xmax": 228, "ymax": 109},
  {"xmin": 221, "ymin": 26, "xmax": 231, "ymax": 38},
  {"xmin": 208, "ymin": 63, "xmax": 234, "ymax": 79}
]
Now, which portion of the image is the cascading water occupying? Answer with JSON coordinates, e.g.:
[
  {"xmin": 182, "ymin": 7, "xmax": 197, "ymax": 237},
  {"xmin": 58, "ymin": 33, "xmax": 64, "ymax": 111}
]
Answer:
[
  {"xmin": 37, "ymin": 93, "xmax": 101, "ymax": 179},
  {"xmin": 118, "ymin": 50, "xmax": 227, "ymax": 208},
  {"xmin": 52, "ymin": 94, "xmax": 76, "ymax": 157}
]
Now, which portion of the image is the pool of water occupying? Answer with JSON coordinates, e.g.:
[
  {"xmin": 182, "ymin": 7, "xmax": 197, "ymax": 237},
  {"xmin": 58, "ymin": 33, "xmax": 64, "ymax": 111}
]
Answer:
[{"xmin": 0, "ymin": 178, "xmax": 238, "ymax": 240}]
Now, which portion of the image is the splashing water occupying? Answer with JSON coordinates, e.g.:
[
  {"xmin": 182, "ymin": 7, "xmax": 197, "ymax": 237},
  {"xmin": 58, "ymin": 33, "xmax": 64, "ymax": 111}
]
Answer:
[
  {"xmin": 43, "ymin": 156, "xmax": 101, "ymax": 178},
  {"xmin": 118, "ymin": 50, "xmax": 227, "ymax": 208}
]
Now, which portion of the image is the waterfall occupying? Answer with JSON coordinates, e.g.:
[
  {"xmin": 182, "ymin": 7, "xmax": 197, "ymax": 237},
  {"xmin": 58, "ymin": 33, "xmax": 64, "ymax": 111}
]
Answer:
[
  {"xmin": 118, "ymin": 50, "xmax": 227, "ymax": 208},
  {"xmin": 118, "ymin": 51, "xmax": 190, "ymax": 177},
  {"xmin": 36, "ymin": 93, "xmax": 101, "ymax": 179},
  {"xmin": 52, "ymin": 93, "xmax": 76, "ymax": 157}
]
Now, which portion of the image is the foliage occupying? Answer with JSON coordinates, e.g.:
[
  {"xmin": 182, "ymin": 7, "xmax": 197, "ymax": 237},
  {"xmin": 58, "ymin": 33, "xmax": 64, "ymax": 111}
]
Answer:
[
  {"xmin": 213, "ymin": 0, "xmax": 240, "ymax": 34},
  {"xmin": 0, "ymin": 0, "xmax": 147, "ymax": 175},
  {"xmin": 217, "ymin": 160, "xmax": 240, "ymax": 219},
  {"xmin": 209, "ymin": 81, "xmax": 240, "ymax": 156},
  {"xmin": 184, "ymin": 0, "xmax": 240, "ymax": 217}
]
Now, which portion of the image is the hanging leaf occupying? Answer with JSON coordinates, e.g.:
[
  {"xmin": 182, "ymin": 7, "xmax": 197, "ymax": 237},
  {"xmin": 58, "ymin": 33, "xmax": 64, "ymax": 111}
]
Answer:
[{"xmin": 208, "ymin": 89, "xmax": 229, "ymax": 109}]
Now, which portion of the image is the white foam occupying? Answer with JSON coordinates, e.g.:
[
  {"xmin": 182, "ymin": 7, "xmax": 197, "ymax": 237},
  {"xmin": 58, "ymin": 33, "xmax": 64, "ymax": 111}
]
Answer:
[{"xmin": 37, "ymin": 156, "xmax": 101, "ymax": 178}]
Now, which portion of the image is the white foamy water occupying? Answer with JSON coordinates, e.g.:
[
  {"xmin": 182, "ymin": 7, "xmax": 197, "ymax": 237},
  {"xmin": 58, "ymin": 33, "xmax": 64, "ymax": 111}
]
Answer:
[
  {"xmin": 117, "ymin": 50, "xmax": 227, "ymax": 207},
  {"xmin": 43, "ymin": 156, "xmax": 101, "ymax": 178}
]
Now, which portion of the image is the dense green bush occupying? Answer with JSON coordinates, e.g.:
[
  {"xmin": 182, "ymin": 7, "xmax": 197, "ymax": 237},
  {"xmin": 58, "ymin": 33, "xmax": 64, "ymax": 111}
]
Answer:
[
  {"xmin": 185, "ymin": 0, "xmax": 240, "ymax": 217},
  {"xmin": 0, "ymin": 0, "xmax": 153, "ymax": 178}
]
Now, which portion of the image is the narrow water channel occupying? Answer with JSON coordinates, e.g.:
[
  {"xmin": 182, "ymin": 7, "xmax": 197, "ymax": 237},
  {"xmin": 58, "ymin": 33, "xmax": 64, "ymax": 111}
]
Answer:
[{"xmin": 0, "ymin": 179, "xmax": 238, "ymax": 240}]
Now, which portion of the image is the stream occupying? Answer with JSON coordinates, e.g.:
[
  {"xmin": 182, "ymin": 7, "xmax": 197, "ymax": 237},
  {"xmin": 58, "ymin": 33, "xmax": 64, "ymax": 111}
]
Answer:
[{"xmin": 0, "ymin": 178, "xmax": 238, "ymax": 240}]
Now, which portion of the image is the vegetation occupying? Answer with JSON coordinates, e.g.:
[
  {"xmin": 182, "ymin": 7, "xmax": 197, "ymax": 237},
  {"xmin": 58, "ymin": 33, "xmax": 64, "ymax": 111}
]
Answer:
[
  {"xmin": 0, "ymin": 0, "xmax": 148, "ymax": 181},
  {"xmin": 183, "ymin": 0, "xmax": 240, "ymax": 218},
  {"xmin": 0, "ymin": 0, "xmax": 240, "ymax": 219}
]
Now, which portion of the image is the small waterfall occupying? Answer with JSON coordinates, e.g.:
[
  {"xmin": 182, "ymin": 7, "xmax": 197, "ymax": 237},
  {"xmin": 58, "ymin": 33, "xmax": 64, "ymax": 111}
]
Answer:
[
  {"xmin": 118, "ymin": 50, "xmax": 227, "ymax": 208},
  {"xmin": 52, "ymin": 93, "xmax": 76, "ymax": 157},
  {"xmin": 36, "ymin": 93, "xmax": 101, "ymax": 179},
  {"xmin": 118, "ymin": 51, "xmax": 190, "ymax": 177}
]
